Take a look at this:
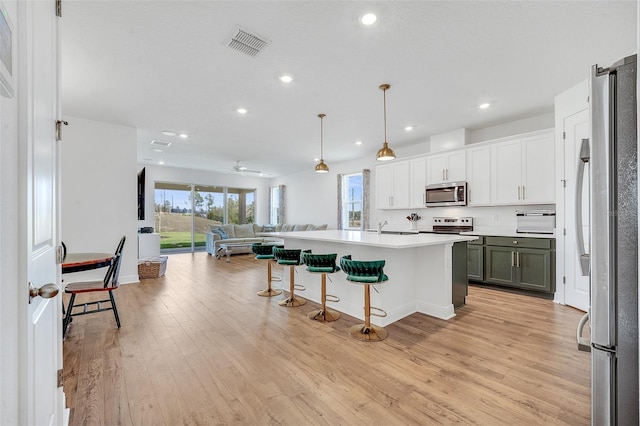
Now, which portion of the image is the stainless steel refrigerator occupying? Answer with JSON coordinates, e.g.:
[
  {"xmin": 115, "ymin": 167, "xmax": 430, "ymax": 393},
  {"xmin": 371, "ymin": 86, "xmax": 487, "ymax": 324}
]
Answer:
[{"xmin": 576, "ymin": 54, "xmax": 638, "ymax": 425}]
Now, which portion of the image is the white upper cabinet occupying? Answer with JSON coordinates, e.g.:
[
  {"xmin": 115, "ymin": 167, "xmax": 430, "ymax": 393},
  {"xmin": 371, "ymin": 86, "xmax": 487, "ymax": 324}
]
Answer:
[
  {"xmin": 375, "ymin": 160, "xmax": 410, "ymax": 209},
  {"xmin": 466, "ymin": 145, "xmax": 491, "ymax": 206},
  {"xmin": 409, "ymin": 157, "xmax": 427, "ymax": 208},
  {"xmin": 491, "ymin": 132, "xmax": 555, "ymax": 205},
  {"xmin": 426, "ymin": 151, "xmax": 466, "ymax": 184},
  {"xmin": 521, "ymin": 133, "xmax": 556, "ymax": 203}
]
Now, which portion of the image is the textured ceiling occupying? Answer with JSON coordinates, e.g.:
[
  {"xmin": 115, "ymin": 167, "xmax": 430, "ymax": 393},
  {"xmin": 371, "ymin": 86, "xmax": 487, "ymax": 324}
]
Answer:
[{"xmin": 61, "ymin": 1, "xmax": 637, "ymax": 177}]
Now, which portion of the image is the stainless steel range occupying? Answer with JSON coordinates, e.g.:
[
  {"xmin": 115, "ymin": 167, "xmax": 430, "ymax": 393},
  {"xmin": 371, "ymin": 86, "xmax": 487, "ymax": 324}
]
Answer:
[{"xmin": 420, "ymin": 217, "xmax": 473, "ymax": 234}]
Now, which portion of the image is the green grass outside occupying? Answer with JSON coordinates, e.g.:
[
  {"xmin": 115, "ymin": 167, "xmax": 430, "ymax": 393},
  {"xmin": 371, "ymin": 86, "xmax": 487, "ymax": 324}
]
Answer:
[{"xmin": 159, "ymin": 232, "xmax": 207, "ymax": 249}]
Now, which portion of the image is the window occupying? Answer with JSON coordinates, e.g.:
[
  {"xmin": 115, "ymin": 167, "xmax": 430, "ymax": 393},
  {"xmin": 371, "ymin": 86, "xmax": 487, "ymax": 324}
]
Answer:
[
  {"xmin": 270, "ymin": 186, "xmax": 280, "ymax": 224},
  {"xmin": 341, "ymin": 173, "xmax": 363, "ymax": 230},
  {"xmin": 227, "ymin": 187, "xmax": 255, "ymax": 224},
  {"xmin": 154, "ymin": 182, "xmax": 255, "ymax": 253}
]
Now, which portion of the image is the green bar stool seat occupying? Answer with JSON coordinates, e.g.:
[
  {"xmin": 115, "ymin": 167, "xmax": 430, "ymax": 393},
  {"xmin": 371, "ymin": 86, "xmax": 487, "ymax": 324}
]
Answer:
[
  {"xmin": 252, "ymin": 243, "xmax": 284, "ymax": 297},
  {"xmin": 340, "ymin": 255, "xmax": 389, "ymax": 342},
  {"xmin": 273, "ymin": 247, "xmax": 309, "ymax": 307},
  {"xmin": 302, "ymin": 253, "xmax": 341, "ymax": 322}
]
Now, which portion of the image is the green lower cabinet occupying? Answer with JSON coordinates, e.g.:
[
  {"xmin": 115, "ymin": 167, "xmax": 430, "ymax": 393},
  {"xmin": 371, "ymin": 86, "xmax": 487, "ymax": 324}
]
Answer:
[
  {"xmin": 484, "ymin": 246, "xmax": 515, "ymax": 286},
  {"xmin": 467, "ymin": 244, "xmax": 484, "ymax": 281},
  {"xmin": 517, "ymin": 248, "xmax": 553, "ymax": 292},
  {"xmin": 481, "ymin": 237, "xmax": 555, "ymax": 294}
]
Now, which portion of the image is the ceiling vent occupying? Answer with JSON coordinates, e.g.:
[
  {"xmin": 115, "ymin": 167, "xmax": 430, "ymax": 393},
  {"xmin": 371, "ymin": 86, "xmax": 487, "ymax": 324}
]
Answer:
[
  {"xmin": 226, "ymin": 26, "xmax": 269, "ymax": 57},
  {"xmin": 150, "ymin": 140, "xmax": 171, "ymax": 148}
]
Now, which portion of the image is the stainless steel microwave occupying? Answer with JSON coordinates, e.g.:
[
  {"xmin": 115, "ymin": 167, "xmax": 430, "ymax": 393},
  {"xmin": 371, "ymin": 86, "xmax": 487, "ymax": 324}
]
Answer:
[{"xmin": 424, "ymin": 182, "xmax": 467, "ymax": 207}]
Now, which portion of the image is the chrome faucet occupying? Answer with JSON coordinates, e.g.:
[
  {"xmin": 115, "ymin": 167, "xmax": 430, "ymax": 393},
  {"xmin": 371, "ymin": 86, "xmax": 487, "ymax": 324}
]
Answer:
[{"xmin": 377, "ymin": 220, "xmax": 388, "ymax": 234}]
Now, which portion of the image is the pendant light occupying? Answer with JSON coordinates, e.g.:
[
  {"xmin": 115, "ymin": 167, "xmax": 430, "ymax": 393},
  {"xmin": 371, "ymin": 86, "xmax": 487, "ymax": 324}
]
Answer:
[
  {"xmin": 315, "ymin": 113, "xmax": 329, "ymax": 173},
  {"xmin": 376, "ymin": 83, "xmax": 396, "ymax": 161}
]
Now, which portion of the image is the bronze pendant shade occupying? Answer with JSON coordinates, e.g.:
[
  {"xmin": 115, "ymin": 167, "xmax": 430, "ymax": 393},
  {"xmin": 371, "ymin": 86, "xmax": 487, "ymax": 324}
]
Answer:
[
  {"xmin": 376, "ymin": 84, "xmax": 396, "ymax": 161},
  {"xmin": 315, "ymin": 113, "xmax": 329, "ymax": 173}
]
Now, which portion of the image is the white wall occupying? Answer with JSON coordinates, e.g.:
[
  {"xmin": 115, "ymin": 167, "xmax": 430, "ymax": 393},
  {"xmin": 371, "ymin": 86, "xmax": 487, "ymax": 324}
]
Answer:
[
  {"xmin": 61, "ymin": 117, "xmax": 139, "ymax": 283},
  {"xmin": 139, "ymin": 164, "xmax": 272, "ymax": 227},
  {"xmin": 271, "ymin": 157, "xmax": 379, "ymax": 228},
  {"xmin": 469, "ymin": 112, "xmax": 554, "ymax": 144}
]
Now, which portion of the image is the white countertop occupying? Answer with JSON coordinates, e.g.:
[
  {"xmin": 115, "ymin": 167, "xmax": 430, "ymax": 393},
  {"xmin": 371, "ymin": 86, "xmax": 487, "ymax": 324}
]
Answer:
[{"xmin": 267, "ymin": 230, "xmax": 477, "ymax": 249}]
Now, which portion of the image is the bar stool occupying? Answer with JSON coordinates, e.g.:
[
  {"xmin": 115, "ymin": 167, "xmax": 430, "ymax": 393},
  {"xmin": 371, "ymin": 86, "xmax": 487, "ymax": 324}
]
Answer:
[
  {"xmin": 302, "ymin": 253, "xmax": 341, "ymax": 322},
  {"xmin": 273, "ymin": 247, "xmax": 309, "ymax": 307},
  {"xmin": 340, "ymin": 255, "xmax": 389, "ymax": 342},
  {"xmin": 252, "ymin": 243, "xmax": 283, "ymax": 297}
]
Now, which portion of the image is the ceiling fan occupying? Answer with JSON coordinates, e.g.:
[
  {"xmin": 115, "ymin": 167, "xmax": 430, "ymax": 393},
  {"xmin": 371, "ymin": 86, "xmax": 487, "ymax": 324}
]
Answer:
[{"xmin": 232, "ymin": 160, "xmax": 262, "ymax": 175}]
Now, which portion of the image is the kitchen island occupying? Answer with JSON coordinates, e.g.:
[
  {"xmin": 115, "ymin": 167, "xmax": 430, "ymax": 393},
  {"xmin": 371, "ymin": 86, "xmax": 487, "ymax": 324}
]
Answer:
[{"xmin": 269, "ymin": 230, "xmax": 478, "ymax": 326}]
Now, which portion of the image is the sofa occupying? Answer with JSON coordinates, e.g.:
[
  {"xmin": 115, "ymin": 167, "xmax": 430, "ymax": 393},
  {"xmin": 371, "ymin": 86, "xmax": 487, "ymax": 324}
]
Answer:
[{"xmin": 205, "ymin": 223, "xmax": 328, "ymax": 258}]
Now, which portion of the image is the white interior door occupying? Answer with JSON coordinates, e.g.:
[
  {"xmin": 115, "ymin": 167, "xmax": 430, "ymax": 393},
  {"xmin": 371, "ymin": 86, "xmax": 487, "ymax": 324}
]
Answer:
[
  {"xmin": 20, "ymin": 0, "xmax": 64, "ymax": 424},
  {"xmin": 563, "ymin": 108, "xmax": 590, "ymax": 311}
]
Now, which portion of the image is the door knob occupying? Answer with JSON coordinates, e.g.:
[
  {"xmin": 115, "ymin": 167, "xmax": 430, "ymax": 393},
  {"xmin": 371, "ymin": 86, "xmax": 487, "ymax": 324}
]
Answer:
[{"xmin": 28, "ymin": 282, "xmax": 59, "ymax": 304}]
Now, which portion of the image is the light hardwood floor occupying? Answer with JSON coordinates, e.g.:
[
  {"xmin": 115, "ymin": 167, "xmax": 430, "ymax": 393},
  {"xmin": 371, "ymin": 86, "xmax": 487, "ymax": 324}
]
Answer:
[{"xmin": 63, "ymin": 252, "xmax": 590, "ymax": 425}]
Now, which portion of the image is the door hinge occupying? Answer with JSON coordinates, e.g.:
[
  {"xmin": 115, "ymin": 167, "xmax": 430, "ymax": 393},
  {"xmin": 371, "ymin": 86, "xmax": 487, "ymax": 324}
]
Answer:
[
  {"xmin": 562, "ymin": 131, "xmax": 566, "ymax": 140},
  {"xmin": 56, "ymin": 0, "xmax": 62, "ymax": 17},
  {"xmin": 57, "ymin": 369, "xmax": 63, "ymax": 387},
  {"xmin": 56, "ymin": 245, "xmax": 64, "ymax": 264},
  {"xmin": 563, "ymin": 228, "xmax": 566, "ymax": 236},
  {"xmin": 563, "ymin": 276, "xmax": 566, "ymax": 284},
  {"xmin": 55, "ymin": 120, "xmax": 68, "ymax": 141}
]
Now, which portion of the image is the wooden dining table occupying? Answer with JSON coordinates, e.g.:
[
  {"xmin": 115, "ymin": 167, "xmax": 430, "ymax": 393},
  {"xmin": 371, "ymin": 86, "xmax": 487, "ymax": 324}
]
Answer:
[{"xmin": 61, "ymin": 253, "xmax": 114, "ymax": 274}]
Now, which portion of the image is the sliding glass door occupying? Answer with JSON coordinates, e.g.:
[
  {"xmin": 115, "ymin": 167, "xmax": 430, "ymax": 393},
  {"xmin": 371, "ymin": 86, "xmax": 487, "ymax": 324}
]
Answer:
[{"xmin": 154, "ymin": 182, "xmax": 256, "ymax": 253}]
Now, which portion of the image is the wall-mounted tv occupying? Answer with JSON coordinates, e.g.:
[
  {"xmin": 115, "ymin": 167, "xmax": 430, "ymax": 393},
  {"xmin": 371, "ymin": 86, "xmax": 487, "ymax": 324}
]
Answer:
[{"xmin": 137, "ymin": 167, "xmax": 145, "ymax": 220}]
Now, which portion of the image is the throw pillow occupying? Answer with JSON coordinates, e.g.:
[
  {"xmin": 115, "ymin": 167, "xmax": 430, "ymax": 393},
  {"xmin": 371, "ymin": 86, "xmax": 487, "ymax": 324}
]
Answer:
[
  {"xmin": 234, "ymin": 224, "xmax": 254, "ymax": 238},
  {"xmin": 211, "ymin": 227, "xmax": 229, "ymax": 239},
  {"xmin": 221, "ymin": 224, "xmax": 236, "ymax": 238},
  {"xmin": 262, "ymin": 224, "xmax": 276, "ymax": 232}
]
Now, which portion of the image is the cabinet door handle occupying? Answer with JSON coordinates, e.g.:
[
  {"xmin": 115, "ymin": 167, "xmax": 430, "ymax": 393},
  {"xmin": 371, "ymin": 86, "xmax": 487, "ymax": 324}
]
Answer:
[
  {"xmin": 468, "ymin": 190, "xmax": 471, "ymax": 203},
  {"xmin": 389, "ymin": 196, "xmax": 393, "ymax": 206},
  {"xmin": 511, "ymin": 251, "xmax": 515, "ymax": 267},
  {"xmin": 442, "ymin": 169, "xmax": 445, "ymax": 181},
  {"xmin": 445, "ymin": 168, "xmax": 449, "ymax": 181},
  {"xmin": 516, "ymin": 252, "xmax": 521, "ymax": 268},
  {"xmin": 517, "ymin": 185, "xmax": 521, "ymax": 200},
  {"xmin": 522, "ymin": 185, "xmax": 525, "ymax": 200}
]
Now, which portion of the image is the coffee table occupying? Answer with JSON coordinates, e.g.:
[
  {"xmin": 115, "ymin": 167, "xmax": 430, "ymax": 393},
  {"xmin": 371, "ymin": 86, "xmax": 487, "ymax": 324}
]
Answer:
[{"xmin": 216, "ymin": 242, "xmax": 254, "ymax": 262}]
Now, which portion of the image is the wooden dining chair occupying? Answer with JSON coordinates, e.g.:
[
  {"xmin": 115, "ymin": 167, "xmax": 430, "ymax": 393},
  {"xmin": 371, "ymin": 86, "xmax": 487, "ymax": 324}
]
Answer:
[{"xmin": 62, "ymin": 236, "xmax": 126, "ymax": 337}]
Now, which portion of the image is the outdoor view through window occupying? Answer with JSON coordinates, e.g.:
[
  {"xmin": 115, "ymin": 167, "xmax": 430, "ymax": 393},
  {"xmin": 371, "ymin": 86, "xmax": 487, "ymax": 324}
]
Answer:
[{"xmin": 155, "ymin": 182, "xmax": 255, "ymax": 252}]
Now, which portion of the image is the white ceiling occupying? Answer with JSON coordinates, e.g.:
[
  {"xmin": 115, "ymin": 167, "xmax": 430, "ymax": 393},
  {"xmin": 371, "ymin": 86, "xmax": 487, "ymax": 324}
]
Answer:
[{"xmin": 61, "ymin": 1, "xmax": 637, "ymax": 178}]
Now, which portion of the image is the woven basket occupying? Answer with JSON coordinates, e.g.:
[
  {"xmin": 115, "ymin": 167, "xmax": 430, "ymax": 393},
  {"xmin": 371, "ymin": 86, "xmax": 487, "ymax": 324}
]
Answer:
[{"xmin": 138, "ymin": 256, "xmax": 168, "ymax": 279}]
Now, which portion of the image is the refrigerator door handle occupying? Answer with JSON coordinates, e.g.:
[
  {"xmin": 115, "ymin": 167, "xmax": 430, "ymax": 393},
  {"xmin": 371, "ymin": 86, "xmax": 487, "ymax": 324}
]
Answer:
[
  {"xmin": 574, "ymin": 138, "xmax": 590, "ymax": 276},
  {"xmin": 576, "ymin": 311, "xmax": 591, "ymax": 352}
]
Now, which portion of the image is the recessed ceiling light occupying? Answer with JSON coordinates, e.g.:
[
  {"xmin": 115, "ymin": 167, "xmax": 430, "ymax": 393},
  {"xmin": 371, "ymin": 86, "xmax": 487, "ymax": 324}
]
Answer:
[
  {"xmin": 361, "ymin": 13, "xmax": 377, "ymax": 25},
  {"xmin": 161, "ymin": 130, "xmax": 176, "ymax": 136},
  {"xmin": 279, "ymin": 75, "xmax": 293, "ymax": 83},
  {"xmin": 237, "ymin": 108, "xmax": 247, "ymax": 114},
  {"xmin": 405, "ymin": 126, "xmax": 414, "ymax": 131},
  {"xmin": 179, "ymin": 133, "xmax": 188, "ymax": 138},
  {"xmin": 152, "ymin": 148, "xmax": 163, "ymax": 152},
  {"xmin": 479, "ymin": 103, "xmax": 491, "ymax": 109},
  {"xmin": 355, "ymin": 140, "xmax": 363, "ymax": 145},
  {"xmin": 158, "ymin": 161, "xmax": 164, "ymax": 165},
  {"xmin": 313, "ymin": 158, "xmax": 320, "ymax": 162}
]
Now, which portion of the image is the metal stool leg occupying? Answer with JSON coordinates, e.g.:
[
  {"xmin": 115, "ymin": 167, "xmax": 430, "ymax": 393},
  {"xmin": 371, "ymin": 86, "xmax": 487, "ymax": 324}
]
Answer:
[
  {"xmin": 349, "ymin": 284, "xmax": 388, "ymax": 341},
  {"xmin": 257, "ymin": 259, "xmax": 282, "ymax": 297},
  {"xmin": 278, "ymin": 265, "xmax": 307, "ymax": 307},
  {"xmin": 307, "ymin": 273, "xmax": 340, "ymax": 322}
]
